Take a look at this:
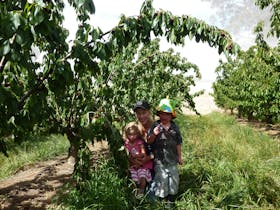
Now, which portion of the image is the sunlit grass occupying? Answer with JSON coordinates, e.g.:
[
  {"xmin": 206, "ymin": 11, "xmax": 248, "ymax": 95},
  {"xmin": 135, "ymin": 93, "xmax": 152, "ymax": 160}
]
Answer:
[
  {"xmin": 54, "ymin": 112, "xmax": 279, "ymax": 209},
  {"xmin": 1, "ymin": 112, "xmax": 279, "ymax": 209},
  {"xmin": 0, "ymin": 134, "xmax": 69, "ymax": 180},
  {"xmin": 176, "ymin": 112, "xmax": 280, "ymax": 209}
]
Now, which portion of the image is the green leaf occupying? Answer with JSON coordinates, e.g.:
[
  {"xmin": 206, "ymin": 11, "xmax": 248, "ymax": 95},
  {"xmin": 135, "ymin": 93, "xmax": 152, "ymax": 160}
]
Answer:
[
  {"xmin": 152, "ymin": 15, "xmax": 159, "ymax": 29},
  {"xmin": 170, "ymin": 29, "xmax": 176, "ymax": 43},
  {"xmin": 91, "ymin": 28, "xmax": 101, "ymax": 40},
  {"xmin": 11, "ymin": 13, "xmax": 21, "ymax": 31},
  {"xmin": 15, "ymin": 33, "xmax": 24, "ymax": 45},
  {"xmin": 197, "ymin": 24, "xmax": 203, "ymax": 35},
  {"xmin": 188, "ymin": 31, "xmax": 193, "ymax": 40},
  {"xmin": 0, "ymin": 40, "xmax": 11, "ymax": 56},
  {"xmin": 195, "ymin": 34, "xmax": 200, "ymax": 42},
  {"xmin": 84, "ymin": 0, "xmax": 95, "ymax": 14},
  {"xmin": 232, "ymin": 43, "xmax": 241, "ymax": 54},
  {"xmin": 29, "ymin": 6, "xmax": 45, "ymax": 26}
]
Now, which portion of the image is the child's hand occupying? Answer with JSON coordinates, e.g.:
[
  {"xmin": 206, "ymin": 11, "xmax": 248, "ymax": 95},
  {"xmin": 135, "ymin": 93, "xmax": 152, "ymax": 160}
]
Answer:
[
  {"xmin": 153, "ymin": 125, "xmax": 161, "ymax": 136},
  {"xmin": 132, "ymin": 164, "xmax": 140, "ymax": 169},
  {"xmin": 178, "ymin": 156, "xmax": 183, "ymax": 165},
  {"xmin": 137, "ymin": 153, "xmax": 144, "ymax": 159}
]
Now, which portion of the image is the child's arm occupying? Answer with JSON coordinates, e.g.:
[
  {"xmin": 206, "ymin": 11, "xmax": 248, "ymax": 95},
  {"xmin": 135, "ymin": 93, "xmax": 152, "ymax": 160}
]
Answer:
[
  {"xmin": 133, "ymin": 143, "xmax": 145, "ymax": 160},
  {"xmin": 176, "ymin": 144, "xmax": 183, "ymax": 165},
  {"xmin": 124, "ymin": 144, "xmax": 141, "ymax": 168},
  {"xmin": 140, "ymin": 143, "xmax": 146, "ymax": 156},
  {"xmin": 129, "ymin": 154, "xmax": 142, "ymax": 168},
  {"xmin": 134, "ymin": 143, "xmax": 151, "ymax": 166},
  {"xmin": 147, "ymin": 125, "xmax": 161, "ymax": 144}
]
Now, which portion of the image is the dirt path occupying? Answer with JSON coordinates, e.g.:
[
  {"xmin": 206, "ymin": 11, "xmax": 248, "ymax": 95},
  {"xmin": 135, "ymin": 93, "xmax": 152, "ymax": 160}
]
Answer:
[
  {"xmin": 0, "ymin": 156, "xmax": 73, "ymax": 210},
  {"xmin": 0, "ymin": 94, "xmax": 278, "ymax": 209},
  {"xmin": 182, "ymin": 93, "xmax": 222, "ymax": 115},
  {"xmin": 0, "ymin": 142, "xmax": 108, "ymax": 210}
]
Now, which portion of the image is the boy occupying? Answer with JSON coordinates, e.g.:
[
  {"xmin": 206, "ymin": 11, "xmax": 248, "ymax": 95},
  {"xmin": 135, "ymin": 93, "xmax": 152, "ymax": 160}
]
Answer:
[{"xmin": 147, "ymin": 98, "xmax": 183, "ymax": 205}]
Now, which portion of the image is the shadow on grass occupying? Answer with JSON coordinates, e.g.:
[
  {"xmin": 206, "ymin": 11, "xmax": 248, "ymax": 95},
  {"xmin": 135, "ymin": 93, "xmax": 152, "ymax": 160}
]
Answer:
[{"xmin": 176, "ymin": 167, "xmax": 208, "ymax": 201}]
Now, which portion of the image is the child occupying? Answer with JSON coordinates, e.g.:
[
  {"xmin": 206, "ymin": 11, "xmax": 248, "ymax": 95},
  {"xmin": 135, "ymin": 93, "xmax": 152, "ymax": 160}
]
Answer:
[
  {"xmin": 124, "ymin": 122, "xmax": 153, "ymax": 198},
  {"xmin": 147, "ymin": 98, "xmax": 183, "ymax": 204}
]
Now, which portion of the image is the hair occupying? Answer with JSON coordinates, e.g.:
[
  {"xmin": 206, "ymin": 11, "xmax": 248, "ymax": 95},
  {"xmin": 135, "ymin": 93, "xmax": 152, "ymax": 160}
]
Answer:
[
  {"xmin": 124, "ymin": 122, "xmax": 141, "ymax": 139},
  {"xmin": 134, "ymin": 109, "xmax": 154, "ymax": 139}
]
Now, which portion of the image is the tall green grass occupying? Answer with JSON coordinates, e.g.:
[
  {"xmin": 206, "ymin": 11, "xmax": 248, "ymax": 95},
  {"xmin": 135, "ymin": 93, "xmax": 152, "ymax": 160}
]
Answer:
[
  {"xmin": 53, "ymin": 158, "xmax": 167, "ymax": 210},
  {"xmin": 1, "ymin": 113, "xmax": 279, "ymax": 209},
  {"xmin": 0, "ymin": 134, "xmax": 69, "ymax": 180},
  {"xmin": 54, "ymin": 159, "xmax": 130, "ymax": 210},
  {"xmin": 176, "ymin": 112, "xmax": 280, "ymax": 209},
  {"xmin": 55, "ymin": 112, "xmax": 279, "ymax": 209}
]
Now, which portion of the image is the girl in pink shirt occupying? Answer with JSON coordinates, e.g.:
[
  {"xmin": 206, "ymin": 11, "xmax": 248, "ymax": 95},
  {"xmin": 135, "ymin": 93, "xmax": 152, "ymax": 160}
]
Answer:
[{"xmin": 124, "ymin": 122, "xmax": 153, "ymax": 198}]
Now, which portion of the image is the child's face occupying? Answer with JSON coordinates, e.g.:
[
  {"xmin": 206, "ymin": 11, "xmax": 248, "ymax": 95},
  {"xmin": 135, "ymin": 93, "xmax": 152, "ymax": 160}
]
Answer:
[
  {"xmin": 127, "ymin": 133, "xmax": 138, "ymax": 142},
  {"xmin": 158, "ymin": 111, "xmax": 173, "ymax": 123}
]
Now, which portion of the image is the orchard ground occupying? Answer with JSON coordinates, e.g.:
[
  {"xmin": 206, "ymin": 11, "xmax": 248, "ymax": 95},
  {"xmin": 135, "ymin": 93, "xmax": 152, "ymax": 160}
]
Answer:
[{"xmin": 0, "ymin": 93, "xmax": 279, "ymax": 209}]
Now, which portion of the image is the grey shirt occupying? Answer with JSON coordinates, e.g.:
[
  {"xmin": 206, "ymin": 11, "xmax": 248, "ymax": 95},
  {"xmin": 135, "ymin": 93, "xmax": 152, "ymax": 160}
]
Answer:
[{"xmin": 148, "ymin": 120, "xmax": 182, "ymax": 166}]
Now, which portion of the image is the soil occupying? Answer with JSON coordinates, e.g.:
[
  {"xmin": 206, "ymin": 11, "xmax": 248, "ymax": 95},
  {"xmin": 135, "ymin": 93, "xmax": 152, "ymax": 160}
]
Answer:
[
  {"xmin": 182, "ymin": 93, "xmax": 223, "ymax": 115},
  {"xmin": 0, "ymin": 142, "xmax": 109, "ymax": 210},
  {"xmin": 0, "ymin": 94, "xmax": 279, "ymax": 209}
]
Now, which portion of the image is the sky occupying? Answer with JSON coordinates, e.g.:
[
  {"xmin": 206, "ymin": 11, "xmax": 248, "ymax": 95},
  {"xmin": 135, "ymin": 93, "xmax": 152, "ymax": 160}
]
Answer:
[{"xmin": 62, "ymin": 0, "xmax": 267, "ymax": 93}]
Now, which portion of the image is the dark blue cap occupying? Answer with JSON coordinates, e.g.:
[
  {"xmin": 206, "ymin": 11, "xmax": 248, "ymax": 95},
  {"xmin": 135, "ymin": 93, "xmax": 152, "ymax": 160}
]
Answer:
[{"xmin": 133, "ymin": 100, "xmax": 150, "ymax": 111}]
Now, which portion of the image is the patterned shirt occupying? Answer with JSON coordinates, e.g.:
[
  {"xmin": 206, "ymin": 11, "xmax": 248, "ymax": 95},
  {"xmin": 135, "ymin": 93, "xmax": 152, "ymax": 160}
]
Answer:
[
  {"xmin": 124, "ymin": 138, "xmax": 153, "ymax": 169},
  {"xmin": 148, "ymin": 120, "xmax": 183, "ymax": 166}
]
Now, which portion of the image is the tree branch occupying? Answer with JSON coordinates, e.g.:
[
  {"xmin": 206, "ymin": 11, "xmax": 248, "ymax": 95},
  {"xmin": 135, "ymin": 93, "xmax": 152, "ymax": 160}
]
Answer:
[
  {"xmin": 17, "ymin": 68, "xmax": 53, "ymax": 110},
  {"xmin": 0, "ymin": 56, "xmax": 7, "ymax": 74}
]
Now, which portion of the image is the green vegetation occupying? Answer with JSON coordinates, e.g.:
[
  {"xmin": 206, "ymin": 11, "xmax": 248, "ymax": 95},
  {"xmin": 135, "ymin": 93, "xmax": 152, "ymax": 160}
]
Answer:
[
  {"xmin": 0, "ymin": 134, "xmax": 69, "ymax": 180},
  {"xmin": 50, "ymin": 113, "xmax": 279, "ymax": 209},
  {"xmin": 1, "ymin": 113, "xmax": 279, "ymax": 208},
  {"xmin": 1, "ymin": 0, "xmax": 279, "ymax": 208},
  {"xmin": 213, "ymin": 23, "xmax": 280, "ymax": 123},
  {"xmin": 176, "ymin": 113, "xmax": 280, "ymax": 209},
  {"xmin": 212, "ymin": 0, "xmax": 280, "ymax": 124},
  {"xmin": 0, "ymin": 0, "xmax": 238, "ymax": 172}
]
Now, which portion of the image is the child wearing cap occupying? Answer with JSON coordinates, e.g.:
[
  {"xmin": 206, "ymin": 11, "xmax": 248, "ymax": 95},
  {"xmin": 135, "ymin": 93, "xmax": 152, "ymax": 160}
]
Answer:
[{"xmin": 147, "ymin": 98, "xmax": 183, "ymax": 205}]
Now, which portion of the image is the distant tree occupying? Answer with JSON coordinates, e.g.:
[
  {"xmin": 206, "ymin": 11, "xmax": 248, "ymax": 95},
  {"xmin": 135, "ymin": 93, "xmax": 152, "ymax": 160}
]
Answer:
[{"xmin": 213, "ymin": 23, "xmax": 280, "ymax": 123}]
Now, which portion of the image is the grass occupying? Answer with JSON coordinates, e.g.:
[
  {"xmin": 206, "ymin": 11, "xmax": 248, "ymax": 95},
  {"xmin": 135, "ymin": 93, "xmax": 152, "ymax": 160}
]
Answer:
[
  {"xmin": 0, "ymin": 134, "xmax": 69, "ymax": 180},
  {"xmin": 1, "ymin": 112, "xmax": 279, "ymax": 209},
  {"xmin": 176, "ymin": 112, "xmax": 280, "ymax": 209},
  {"xmin": 56, "ymin": 112, "xmax": 279, "ymax": 209},
  {"xmin": 53, "ymin": 159, "xmax": 130, "ymax": 210}
]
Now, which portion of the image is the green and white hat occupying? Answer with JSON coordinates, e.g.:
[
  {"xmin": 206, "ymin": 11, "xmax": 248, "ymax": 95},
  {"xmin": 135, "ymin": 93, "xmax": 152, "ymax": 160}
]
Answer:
[{"xmin": 156, "ymin": 98, "xmax": 176, "ymax": 118}]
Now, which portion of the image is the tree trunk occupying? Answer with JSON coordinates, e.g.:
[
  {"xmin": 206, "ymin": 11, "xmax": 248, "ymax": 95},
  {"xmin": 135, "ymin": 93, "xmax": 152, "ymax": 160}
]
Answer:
[{"xmin": 65, "ymin": 127, "xmax": 80, "ymax": 160}]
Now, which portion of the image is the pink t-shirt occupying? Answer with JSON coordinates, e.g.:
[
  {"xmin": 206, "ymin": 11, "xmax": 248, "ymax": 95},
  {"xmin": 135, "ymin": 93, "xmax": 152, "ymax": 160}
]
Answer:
[{"xmin": 125, "ymin": 138, "xmax": 153, "ymax": 169}]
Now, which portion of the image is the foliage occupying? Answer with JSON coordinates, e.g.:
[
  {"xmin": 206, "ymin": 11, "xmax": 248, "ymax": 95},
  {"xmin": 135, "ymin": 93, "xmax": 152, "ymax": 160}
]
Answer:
[
  {"xmin": 56, "ymin": 159, "xmax": 130, "ymax": 210},
  {"xmin": 0, "ymin": 0, "xmax": 240, "ymax": 183},
  {"xmin": 100, "ymin": 38, "xmax": 202, "ymax": 123},
  {"xmin": 52, "ymin": 113, "xmax": 280, "ymax": 209},
  {"xmin": 255, "ymin": 0, "xmax": 280, "ymax": 38},
  {"xmin": 176, "ymin": 113, "xmax": 280, "ymax": 209},
  {"xmin": 212, "ymin": 24, "xmax": 280, "ymax": 123}
]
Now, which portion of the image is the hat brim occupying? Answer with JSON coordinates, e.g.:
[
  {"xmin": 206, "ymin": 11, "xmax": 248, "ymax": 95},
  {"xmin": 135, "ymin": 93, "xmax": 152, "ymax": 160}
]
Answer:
[
  {"xmin": 133, "ymin": 106, "xmax": 149, "ymax": 111},
  {"xmin": 156, "ymin": 110, "xmax": 176, "ymax": 118},
  {"xmin": 133, "ymin": 100, "xmax": 150, "ymax": 111}
]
